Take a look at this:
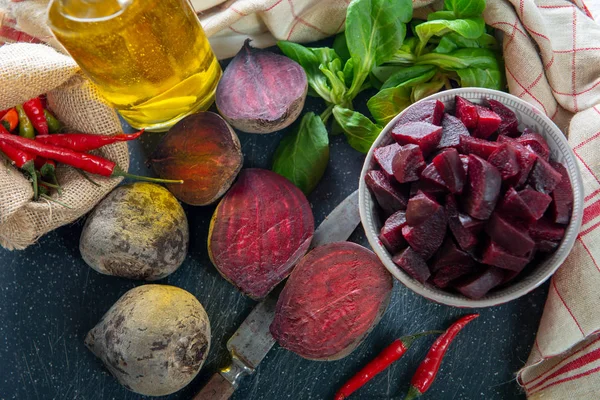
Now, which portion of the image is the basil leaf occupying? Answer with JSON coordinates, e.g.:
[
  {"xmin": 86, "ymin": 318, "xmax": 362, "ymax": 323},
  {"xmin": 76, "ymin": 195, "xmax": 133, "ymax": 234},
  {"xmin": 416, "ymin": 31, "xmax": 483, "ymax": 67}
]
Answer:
[
  {"xmin": 416, "ymin": 48, "xmax": 499, "ymax": 70},
  {"xmin": 411, "ymin": 79, "xmax": 446, "ymax": 102},
  {"xmin": 343, "ymin": 59, "xmax": 354, "ymax": 88},
  {"xmin": 444, "ymin": 0, "xmax": 486, "ymax": 18},
  {"xmin": 333, "ymin": 32, "xmax": 351, "ymax": 63},
  {"xmin": 333, "ymin": 106, "xmax": 381, "ymax": 153},
  {"xmin": 371, "ymin": 65, "xmax": 404, "ymax": 87},
  {"xmin": 272, "ymin": 112, "xmax": 330, "ymax": 195},
  {"xmin": 427, "ymin": 11, "xmax": 457, "ymax": 21},
  {"xmin": 433, "ymin": 32, "xmax": 499, "ymax": 54},
  {"xmin": 381, "ymin": 65, "xmax": 437, "ymax": 89},
  {"xmin": 456, "ymin": 67, "xmax": 504, "ymax": 90},
  {"xmin": 367, "ymin": 85, "xmax": 412, "ymax": 126},
  {"xmin": 415, "ymin": 17, "xmax": 485, "ymax": 48}
]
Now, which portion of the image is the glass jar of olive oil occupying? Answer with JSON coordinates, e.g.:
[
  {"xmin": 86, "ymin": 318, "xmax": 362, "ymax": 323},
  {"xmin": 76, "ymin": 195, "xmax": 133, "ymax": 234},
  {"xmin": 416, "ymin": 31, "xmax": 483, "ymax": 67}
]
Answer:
[{"xmin": 48, "ymin": 0, "xmax": 222, "ymax": 131}]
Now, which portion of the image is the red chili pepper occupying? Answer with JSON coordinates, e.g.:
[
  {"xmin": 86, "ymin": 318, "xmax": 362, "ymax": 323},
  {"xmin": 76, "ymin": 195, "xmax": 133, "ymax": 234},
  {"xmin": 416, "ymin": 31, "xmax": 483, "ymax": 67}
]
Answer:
[
  {"xmin": 334, "ymin": 331, "xmax": 442, "ymax": 400},
  {"xmin": 0, "ymin": 127, "xmax": 182, "ymax": 184},
  {"xmin": 0, "ymin": 109, "xmax": 9, "ymax": 119},
  {"xmin": 0, "ymin": 140, "xmax": 38, "ymax": 199},
  {"xmin": 1, "ymin": 108, "xmax": 19, "ymax": 131},
  {"xmin": 22, "ymin": 97, "xmax": 48, "ymax": 135},
  {"xmin": 404, "ymin": 314, "xmax": 479, "ymax": 400},
  {"xmin": 35, "ymin": 129, "xmax": 144, "ymax": 152}
]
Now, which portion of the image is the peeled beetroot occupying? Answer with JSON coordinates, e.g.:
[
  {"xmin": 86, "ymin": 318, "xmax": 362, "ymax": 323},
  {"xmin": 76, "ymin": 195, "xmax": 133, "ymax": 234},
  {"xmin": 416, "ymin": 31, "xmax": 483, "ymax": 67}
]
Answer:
[
  {"xmin": 486, "ymin": 212, "xmax": 535, "ymax": 257},
  {"xmin": 406, "ymin": 191, "xmax": 440, "ymax": 226},
  {"xmin": 549, "ymin": 161, "xmax": 573, "ymax": 224},
  {"xmin": 270, "ymin": 242, "xmax": 393, "ymax": 360},
  {"xmin": 431, "ymin": 237, "xmax": 474, "ymax": 273},
  {"xmin": 499, "ymin": 187, "xmax": 549, "ymax": 223},
  {"xmin": 458, "ymin": 135, "xmax": 501, "ymax": 159},
  {"xmin": 395, "ymin": 99, "xmax": 444, "ymax": 126},
  {"xmin": 447, "ymin": 195, "xmax": 484, "ymax": 251},
  {"xmin": 455, "ymin": 96, "xmax": 479, "ymax": 130},
  {"xmin": 402, "ymin": 206, "xmax": 446, "ymax": 260},
  {"xmin": 487, "ymin": 98, "xmax": 519, "ymax": 137},
  {"xmin": 497, "ymin": 136, "xmax": 538, "ymax": 187},
  {"xmin": 437, "ymin": 113, "xmax": 470, "ymax": 149},
  {"xmin": 488, "ymin": 144, "xmax": 519, "ymax": 181},
  {"xmin": 518, "ymin": 131, "xmax": 551, "ymax": 161},
  {"xmin": 464, "ymin": 155, "xmax": 501, "ymax": 220},
  {"xmin": 392, "ymin": 144, "xmax": 426, "ymax": 183},
  {"xmin": 374, "ymin": 143, "xmax": 401, "ymax": 179},
  {"xmin": 454, "ymin": 266, "xmax": 505, "ymax": 299},
  {"xmin": 365, "ymin": 170, "xmax": 408, "ymax": 216},
  {"xmin": 216, "ymin": 40, "xmax": 308, "ymax": 133},
  {"xmin": 472, "ymin": 105, "xmax": 502, "ymax": 139},
  {"xmin": 379, "ymin": 211, "xmax": 408, "ymax": 253},
  {"xmin": 208, "ymin": 169, "xmax": 314, "ymax": 299},
  {"xmin": 392, "ymin": 122, "xmax": 443, "ymax": 156},
  {"xmin": 393, "ymin": 247, "xmax": 430, "ymax": 283},
  {"xmin": 519, "ymin": 188, "xmax": 552, "ymax": 220},
  {"xmin": 432, "ymin": 264, "xmax": 475, "ymax": 288},
  {"xmin": 481, "ymin": 241, "xmax": 529, "ymax": 272},
  {"xmin": 528, "ymin": 158, "xmax": 563, "ymax": 194},
  {"xmin": 529, "ymin": 217, "xmax": 566, "ymax": 242},
  {"xmin": 420, "ymin": 163, "xmax": 446, "ymax": 188},
  {"xmin": 433, "ymin": 148, "xmax": 465, "ymax": 194}
]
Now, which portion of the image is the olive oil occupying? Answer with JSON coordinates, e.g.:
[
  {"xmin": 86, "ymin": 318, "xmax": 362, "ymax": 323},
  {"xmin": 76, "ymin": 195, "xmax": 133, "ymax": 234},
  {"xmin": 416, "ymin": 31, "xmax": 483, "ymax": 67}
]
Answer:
[{"xmin": 48, "ymin": 0, "xmax": 221, "ymax": 131}]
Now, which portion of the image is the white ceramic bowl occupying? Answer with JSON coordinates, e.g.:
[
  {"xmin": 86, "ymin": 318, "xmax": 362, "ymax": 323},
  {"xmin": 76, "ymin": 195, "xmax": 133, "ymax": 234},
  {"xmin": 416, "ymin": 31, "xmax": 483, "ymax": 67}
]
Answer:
[{"xmin": 359, "ymin": 88, "xmax": 583, "ymax": 308}]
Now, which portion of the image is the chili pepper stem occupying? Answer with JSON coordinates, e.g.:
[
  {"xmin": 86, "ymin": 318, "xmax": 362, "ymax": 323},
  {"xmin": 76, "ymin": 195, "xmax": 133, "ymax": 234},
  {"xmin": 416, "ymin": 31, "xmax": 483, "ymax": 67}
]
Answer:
[
  {"xmin": 111, "ymin": 165, "xmax": 183, "ymax": 184},
  {"xmin": 75, "ymin": 169, "xmax": 101, "ymax": 187},
  {"xmin": 40, "ymin": 180, "xmax": 61, "ymax": 189},
  {"xmin": 22, "ymin": 163, "xmax": 38, "ymax": 200},
  {"xmin": 399, "ymin": 330, "xmax": 444, "ymax": 347},
  {"xmin": 404, "ymin": 385, "xmax": 422, "ymax": 400},
  {"xmin": 40, "ymin": 194, "xmax": 72, "ymax": 209}
]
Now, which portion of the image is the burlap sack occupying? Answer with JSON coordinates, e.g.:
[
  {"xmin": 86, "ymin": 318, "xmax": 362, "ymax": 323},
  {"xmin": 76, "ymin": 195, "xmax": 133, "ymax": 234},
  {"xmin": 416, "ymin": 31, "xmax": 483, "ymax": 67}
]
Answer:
[{"xmin": 0, "ymin": 42, "xmax": 128, "ymax": 250}]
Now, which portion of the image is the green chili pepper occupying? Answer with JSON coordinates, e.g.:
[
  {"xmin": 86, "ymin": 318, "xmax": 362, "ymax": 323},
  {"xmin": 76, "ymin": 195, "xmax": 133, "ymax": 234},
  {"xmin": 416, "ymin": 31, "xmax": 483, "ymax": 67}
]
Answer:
[
  {"xmin": 15, "ymin": 105, "xmax": 35, "ymax": 139},
  {"xmin": 43, "ymin": 109, "xmax": 62, "ymax": 133}
]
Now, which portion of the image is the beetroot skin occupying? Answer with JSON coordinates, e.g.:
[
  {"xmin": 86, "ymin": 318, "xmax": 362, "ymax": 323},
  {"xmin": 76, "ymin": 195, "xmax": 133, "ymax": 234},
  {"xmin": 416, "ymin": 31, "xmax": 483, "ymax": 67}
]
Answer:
[
  {"xmin": 270, "ymin": 242, "xmax": 393, "ymax": 360},
  {"xmin": 394, "ymin": 99, "xmax": 445, "ymax": 126},
  {"xmin": 392, "ymin": 122, "xmax": 443, "ymax": 156},
  {"xmin": 379, "ymin": 211, "xmax": 408, "ymax": 253},
  {"xmin": 208, "ymin": 169, "xmax": 314, "ymax": 300}
]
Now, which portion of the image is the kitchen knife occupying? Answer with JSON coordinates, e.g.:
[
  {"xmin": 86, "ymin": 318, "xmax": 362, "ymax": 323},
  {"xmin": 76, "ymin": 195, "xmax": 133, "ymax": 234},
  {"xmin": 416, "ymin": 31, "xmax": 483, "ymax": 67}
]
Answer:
[{"xmin": 193, "ymin": 190, "xmax": 360, "ymax": 400}]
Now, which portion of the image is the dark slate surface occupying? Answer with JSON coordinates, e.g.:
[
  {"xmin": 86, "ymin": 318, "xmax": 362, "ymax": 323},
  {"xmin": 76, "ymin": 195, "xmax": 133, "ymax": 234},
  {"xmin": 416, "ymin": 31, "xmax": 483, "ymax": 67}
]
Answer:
[{"xmin": 0, "ymin": 52, "xmax": 548, "ymax": 400}]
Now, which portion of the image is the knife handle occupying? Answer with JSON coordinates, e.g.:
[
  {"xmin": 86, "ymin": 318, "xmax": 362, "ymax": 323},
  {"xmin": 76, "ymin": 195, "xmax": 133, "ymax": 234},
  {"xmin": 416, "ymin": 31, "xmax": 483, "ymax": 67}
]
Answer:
[{"xmin": 193, "ymin": 373, "xmax": 235, "ymax": 400}]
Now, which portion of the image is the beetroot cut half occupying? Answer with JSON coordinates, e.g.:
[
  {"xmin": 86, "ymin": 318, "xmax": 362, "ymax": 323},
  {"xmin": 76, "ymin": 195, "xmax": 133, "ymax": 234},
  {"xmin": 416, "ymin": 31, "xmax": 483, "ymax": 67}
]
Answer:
[
  {"xmin": 208, "ymin": 169, "xmax": 315, "ymax": 300},
  {"xmin": 270, "ymin": 242, "xmax": 393, "ymax": 361},
  {"xmin": 379, "ymin": 210, "xmax": 408, "ymax": 253},
  {"xmin": 365, "ymin": 170, "xmax": 408, "ymax": 216},
  {"xmin": 394, "ymin": 99, "xmax": 445, "ymax": 127}
]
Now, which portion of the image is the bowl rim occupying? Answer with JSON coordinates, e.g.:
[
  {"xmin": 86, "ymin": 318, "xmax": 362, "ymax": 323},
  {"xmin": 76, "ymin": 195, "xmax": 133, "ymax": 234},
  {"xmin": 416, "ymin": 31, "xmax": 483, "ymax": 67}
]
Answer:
[{"xmin": 359, "ymin": 87, "xmax": 584, "ymax": 308}]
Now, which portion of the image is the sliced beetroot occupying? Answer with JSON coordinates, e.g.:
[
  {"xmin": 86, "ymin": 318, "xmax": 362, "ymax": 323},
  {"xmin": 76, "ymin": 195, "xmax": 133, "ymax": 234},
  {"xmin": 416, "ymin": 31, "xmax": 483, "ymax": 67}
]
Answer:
[
  {"xmin": 208, "ymin": 169, "xmax": 314, "ymax": 300},
  {"xmin": 454, "ymin": 266, "xmax": 505, "ymax": 299},
  {"xmin": 392, "ymin": 144, "xmax": 426, "ymax": 183},
  {"xmin": 529, "ymin": 217, "xmax": 566, "ymax": 242},
  {"xmin": 391, "ymin": 122, "xmax": 443, "ymax": 156},
  {"xmin": 497, "ymin": 136, "xmax": 538, "ymax": 187},
  {"xmin": 549, "ymin": 161, "xmax": 573, "ymax": 224},
  {"xmin": 517, "ymin": 131, "xmax": 551, "ymax": 161},
  {"xmin": 420, "ymin": 163, "xmax": 447, "ymax": 188},
  {"xmin": 487, "ymin": 98, "xmax": 519, "ymax": 137},
  {"xmin": 472, "ymin": 105, "xmax": 502, "ymax": 139},
  {"xmin": 488, "ymin": 144, "xmax": 520, "ymax": 181},
  {"xmin": 395, "ymin": 99, "xmax": 445, "ymax": 126},
  {"xmin": 457, "ymin": 135, "xmax": 501, "ymax": 159},
  {"xmin": 499, "ymin": 187, "xmax": 537, "ymax": 223},
  {"xmin": 536, "ymin": 239, "xmax": 560, "ymax": 253},
  {"xmin": 406, "ymin": 190, "xmax": 440, "ymax": 226},
  {"xmin": 402, "ymin": 207, "xmax": 446, "ymax": 260},
  {"xmin": 379, "ymin": 211, "xmax": 408, "ymax": 253},
  {"xmin": 431, "ymin": 236, "xmax": 475, "ymax": 273},
  {"xmin": 270, "ymin": 242, "xmax": 393, "ymax": 360},
  {"xmin": 373, "ymin": 143, "xmax": 401, "ymax": 179},
  {"xmin": 432, "ymin": 148, "xmax": 465, "ymax": 194},
  {"xmin": 437, "ymin": 113, "xmax": 470, "ymax": 149},
  {"xmin": 481, "ymin": 241, "xmax": 529, "ymax": 272},
  {"xmin": 431, "ymin": 264, "xmax": 475, "ymax": 288},
  {"xmin": 365, "ymin": 170, "xmax": 408, "ymax": 216},
  {"xmin": 528, "ymin": 157, "xmax": 563, "ymax": 194},
  {"xmin": 486, "ymin": 212, "xmax": 535, "ymax": 257},
  {"xmin": 463, "ymin": 155, "xmax": 501, "ymax": 220},
  {"xmin": 446, "ymin": 195, "xmax": 481, "ymax": 251},
  {"xmin": 455, "ymin": 96, "xmax": 479, "ymax": 130},
  {"xmin": 519, "ymin": 188, "xmax": 552, "ymax": 220},
  {"xmin": 392, "ymin": 247, "xmax": 431, "ymax": 283}
]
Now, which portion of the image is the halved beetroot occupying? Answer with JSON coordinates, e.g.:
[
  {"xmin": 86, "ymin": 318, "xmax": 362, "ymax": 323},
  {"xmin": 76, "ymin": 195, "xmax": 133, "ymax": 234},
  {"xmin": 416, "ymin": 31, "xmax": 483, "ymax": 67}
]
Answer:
[
  {"xmin": 519, "ymin": 188, "xmax": 552, "ymax": 220},
  {"xmin": 420, "ymin": 163, "xmax": 447, "ymax": 188},
  {"xmin": 446, "ymin": 194, "xmax": 483, "ymax": 251},
  {"xmin": 454, "ymin": 266, "xmax": 505, "ymax": 299},
  {"xmin": 432, "ymin": 148, "xmax": 465, "ymax": 194},
  {"xmin": 270, "ymin": 242, "xmax": 392, "ymax": 360},
  {"xmin": 497, "ymin": 136, "xmax": 538, "ymax": 187},
  {"xmin": 379, "ymin": 211, "xmax": 408, "ymax": 253},
  {"xmin": 437, "ymin": 113, "xmax": 470, "ymax": 149},
  {"xmin": 528, "ymin": 158, "xmax": 563, "ymax": 194},
  {"xmin": 472, "ymin": 105, "xmax": 501, "ymax": 139},
  {"xmin": 430, "ymin": 236, "xmax": 474, "ymax": 273},
  {"xmin": 486, "ymin": 212, "xmax": 535, "ymax": 257},
  {"xmin": 365, "ymin": 170, "xmax": 408, "ymax": 216},
  {"xmin": 374, "ymin": 143, "xmax": 401, "ymax": 179},
  {"xmin": 392, "ymin": 247, "xmax": 431, "ymax": 283},
  {"xmin": 481, "ymin": 241, "xmax": 529, "ymax": 272},
  {"xmin": 402, "ymin": 207, "xmax": 446, "ymax": 260},
  {"xmin": 208, "ymin": 169, "xmax": 314, "ymax": 300},
  {"xmin": 406, "ymin": 191, "xmax": 440, "ymax": 226},
  {"xmin": 549, "ymin": 161, "xmax": 573, "ymax": 224},
  {"xmin": 463, "ymin": 155, "xmax": 501, "ymax": 220},
  {"xmin": 392, "ymin": 144, "xmax": 426, "ymax": 183},
  {"xmin": 518, "ymin": 130, "xmax": 551, "ymax": 161},
  {"xmin": 391, "ymin": 122, "xmax": 443, "ymax": 156},
  {"xmin": 487, "ymin": 99, "xmax": 519, "ymax": 137},
  {"xmin": 457, "ymin": 135, "xmax": 501, "ymax": 159},
  {"xmin": 488, "ymin": 144, "xmax": 520, "ymax": 181},
  {"xmin": 395, "ymin": 99, "xmax": 445, "ymax": 126},
  {"xmin": 529, "ymin": 217, "xmax": 566, "ymax": 242},
  {"xmin": 455, "ymin": 96, "xmax": 479, "ymax": 130},
  {"xmin": 431, "ymin": 264, "xmax": 476, "ymax": 288}
]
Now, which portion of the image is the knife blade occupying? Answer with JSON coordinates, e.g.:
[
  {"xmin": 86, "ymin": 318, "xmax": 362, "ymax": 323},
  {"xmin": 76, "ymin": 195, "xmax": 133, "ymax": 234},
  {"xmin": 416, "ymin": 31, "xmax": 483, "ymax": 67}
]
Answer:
[{"xmin": 193, "ymin": 190, "xmax": 360, "ymax": 400}]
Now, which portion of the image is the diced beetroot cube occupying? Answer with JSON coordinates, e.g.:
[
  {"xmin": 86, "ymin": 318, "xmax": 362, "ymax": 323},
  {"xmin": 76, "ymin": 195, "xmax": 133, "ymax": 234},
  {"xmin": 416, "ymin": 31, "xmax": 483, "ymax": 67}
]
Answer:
[
  {"xmin": 392, "ymin": 122, "xmax": 443, "ymax": 156},
  {"xmin": 529, "ymin": 217, "xmax": 566, "ymax": 242},
  {"xmin": 488, "ymin": 144, "xmax": 520, "ymax": 181},
  {"xmin": 379, "ymin": 210, "xmax": 408, "ymax": 253},
  {"xmin": 481, "ymin": 241, "xmax": 530, "ymax": 272},
  {"xmin": 392, "ymin": 247, "xmax": 431, "ymax": 283},
  {"xmin": 486, "ymin": 212, "xmax": 535, "ymax": 256},
  {"xmin": 455, "ymin": 96, "xmax": 479, "ymax": 130},
  {"xmin": 373, "ymin": 143, "xmax": 401, "ymax": 179},
  {"xmin": 432, "ymin": 148, "xmax": 465, "ymax": 194},
  {"xmin": 431, "ymin": 236, "xmax": 475, "ymax": 273},
  {"xmin": 457, "ymin": 135, "xmax": 501, "ymax": 159},
  {"xmin": 437, "ymin": 113, "xmax": 470, "ymax": 149},
  {"xmin": 446, "ymin": 195, "xmax": 481, "ymax": 251},
  {"xmin": 409, "ymin": 179, "xmax": 447, "ymax": 198},
  {"xmin": 487, "ymin": 98, "xmax": 519, "ymax": 137},
  {"xmin": 460, "ymin": 154, "xmax": 469, "ymax": 175},
  {"xmin": 392, "ymin": 144, "xmax": 425, "ymax": 183},
  {"xmin": 402, "ymin": 207, "xmax": 446, "ymax": 260},
  {"xmin": 528, "ymin": 158, "xmax": 563, "ymax": 194},
  {"xmin": 395, "ymin": 99, "xmax": 445, "ymax": 127},
  {"xmin": 499, "ymin": 187, "xmax": 541, "ymax": 223},
  {"xmin": 420, "ymin": 163, "xmax": 447, "ymax": 188},
  {"xmin": 517, "ymin": 131, "xmax": 551, "ymax": 161},
  {"xmin": 472, "ymin": 105, "xmax": 502, "ymax": 139},
  {"xmin": 431, "ymin": 264, "xmax": 475, "ymax": 288},
  {"xmin": 464, "ymin": 155, "xmax": 501, "ymax": 220},
  {"xmin": 536, "ymin": 239, "xmax": 559, "ymax": 253},
  {"xmin": 549, "ymin": 161, "xmax": 573, "ymax": 224},
  {"xmin": 497, "ymin": 136, "xmax": 538, "ymax": 187},
  {"xmin": 454, "ymin": 266, "xmax": 505, "ymax": 299},
  {"xmin": 365, "ymin": 170, "xmax": 408, "ymax": 216},
  {"xmin": 406, "ymin": 191, "xmax": 440, "ymax": 226},
  {"xmin": 519, "ymin": 188, "xmax": 552, "ymax": 220}
]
